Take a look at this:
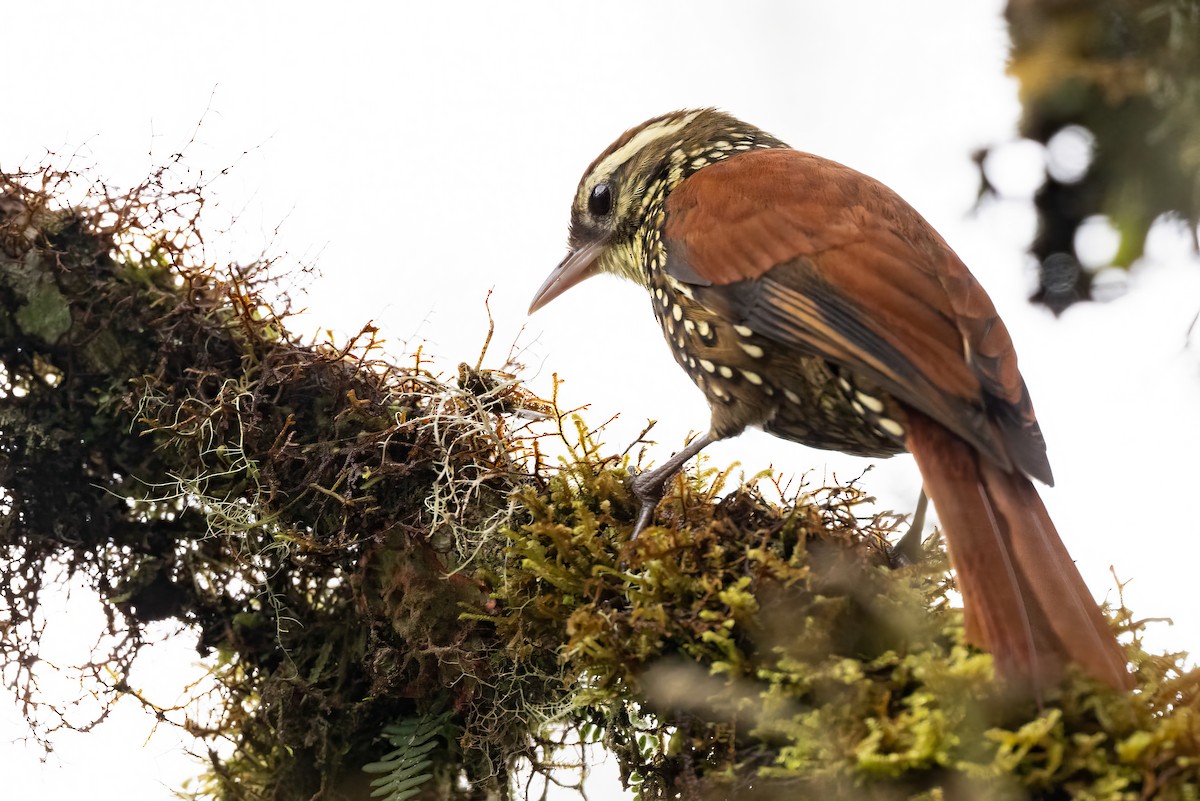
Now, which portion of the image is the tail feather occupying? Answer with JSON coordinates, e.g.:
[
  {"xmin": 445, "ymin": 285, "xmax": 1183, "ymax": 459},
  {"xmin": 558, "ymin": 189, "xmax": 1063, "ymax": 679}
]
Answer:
[{"xmin": 905, "ymin": 411, "xmax": 1130, "ymax": 692}]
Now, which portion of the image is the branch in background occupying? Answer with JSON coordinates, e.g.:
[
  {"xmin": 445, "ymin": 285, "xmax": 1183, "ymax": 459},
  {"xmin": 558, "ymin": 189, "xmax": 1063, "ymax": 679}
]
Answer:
[{"xmin": 981, "ymin": 0, "xmax": 1200, "ymax": 312}]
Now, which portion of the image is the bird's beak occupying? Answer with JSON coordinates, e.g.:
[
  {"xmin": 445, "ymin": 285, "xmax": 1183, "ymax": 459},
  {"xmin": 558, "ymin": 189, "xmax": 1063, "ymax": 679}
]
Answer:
[{"xmin": 528, "ymin": 239, "xmax": 607, "ymax": 314}]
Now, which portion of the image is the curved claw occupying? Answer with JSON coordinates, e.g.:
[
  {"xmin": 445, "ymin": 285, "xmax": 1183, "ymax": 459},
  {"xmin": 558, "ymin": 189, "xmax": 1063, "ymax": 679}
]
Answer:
[{"xmin": 631, "ymin": 502, "xmax": 658, "ymax": 540}]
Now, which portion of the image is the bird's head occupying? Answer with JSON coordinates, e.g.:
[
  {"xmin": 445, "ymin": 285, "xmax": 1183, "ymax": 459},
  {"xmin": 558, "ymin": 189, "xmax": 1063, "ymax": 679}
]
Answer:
[{"xmin": 528, "ymin": 108, "xmax": 786, "ymax": 313}]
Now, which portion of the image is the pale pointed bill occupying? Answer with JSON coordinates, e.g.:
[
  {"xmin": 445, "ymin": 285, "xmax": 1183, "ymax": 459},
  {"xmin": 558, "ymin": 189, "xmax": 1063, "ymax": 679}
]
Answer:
[{"xmin": 528, "ymin": 239, "xmax": 609, "ymax": 314}]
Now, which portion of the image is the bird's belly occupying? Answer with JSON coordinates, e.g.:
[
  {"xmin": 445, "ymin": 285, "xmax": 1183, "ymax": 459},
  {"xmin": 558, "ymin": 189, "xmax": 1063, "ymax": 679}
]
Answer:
[
  {"xmin": 655, "ymin": 303, "xmax": 906, "ymax": 457},
  {"xmin": 760, "ymin": 361, "xmax": 907, "ymax": 458}
]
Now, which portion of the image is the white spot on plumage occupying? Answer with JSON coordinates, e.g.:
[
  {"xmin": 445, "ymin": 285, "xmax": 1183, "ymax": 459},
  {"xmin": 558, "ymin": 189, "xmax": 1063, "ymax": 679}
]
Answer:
[
  {"xmin": 856, "ymin": 392, "xmax": 885, "ymax": 413},
  {"xmin": 879, "ymin": 418, "xmax": 905, "ymax": 437},
  {"xmin": 742, "ymin": 370, "xmax": 764, "ymax": 385},
  {"xmin": 733, "ymin": 325, "xmax": 753, "ymax": 337},
  {"xmin": 738, "ymin": 342, "xmax": 764, "ymax": 359},
  {"xmin": 695, "ymin": 320, "xmax": 711, "ymax": 338},
  {"xmin": 664, "ymin": 277, "xmax": 695, "ymax": 300},
  {"xmin": 718, "ymin": 365, "xmax": 734, "ymax": 379},
  {"xmin": 784, "ymin": 389, "xmax": 801, "ymax": 404},
  {"xmin": 698, "ymin": 358, "xmax": 716, "ymax": 373},
  {"xmin": 671, "ymin": 304, "xmax": 683, "ymax": 322},
  {"xmin": 684, "ymin": 319, "xmax": 696, "ymax": 334}
]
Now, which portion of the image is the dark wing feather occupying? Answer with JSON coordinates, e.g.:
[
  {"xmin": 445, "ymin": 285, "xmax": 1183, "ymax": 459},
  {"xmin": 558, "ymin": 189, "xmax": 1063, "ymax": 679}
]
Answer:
[{"xmin": 663, "ymin": 148, "xmax": 1052, "ymax": 484}]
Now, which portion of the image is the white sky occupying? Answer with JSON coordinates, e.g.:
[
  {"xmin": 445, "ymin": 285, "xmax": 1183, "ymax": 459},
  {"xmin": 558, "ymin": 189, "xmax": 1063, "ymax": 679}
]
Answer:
[{"xmin": 5, "ymin": 2, "xmax": 1199, "ymax": 798}]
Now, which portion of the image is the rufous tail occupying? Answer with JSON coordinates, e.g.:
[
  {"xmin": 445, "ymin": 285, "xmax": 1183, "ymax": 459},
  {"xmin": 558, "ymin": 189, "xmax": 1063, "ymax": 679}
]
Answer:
[{"xmin": 905, "ymin": 412, "xmax": 1131, "ymax": 692}]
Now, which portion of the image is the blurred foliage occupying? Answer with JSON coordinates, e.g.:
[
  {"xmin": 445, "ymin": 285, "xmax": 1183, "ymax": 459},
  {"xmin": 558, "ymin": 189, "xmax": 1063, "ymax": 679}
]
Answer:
[
  {"xmin": 2, "ymin": 167, "xmax": 1200, "ymax": 800},
  {"xmin": 983, "ymin": 0, "xmax": 1200, "ymax": 312}
]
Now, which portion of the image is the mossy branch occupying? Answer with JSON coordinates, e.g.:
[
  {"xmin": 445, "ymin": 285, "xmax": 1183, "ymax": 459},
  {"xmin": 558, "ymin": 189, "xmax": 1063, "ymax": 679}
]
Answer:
[{"xmin": 1, "ymin": 168, "xmax": 1198, "ymax": 801}]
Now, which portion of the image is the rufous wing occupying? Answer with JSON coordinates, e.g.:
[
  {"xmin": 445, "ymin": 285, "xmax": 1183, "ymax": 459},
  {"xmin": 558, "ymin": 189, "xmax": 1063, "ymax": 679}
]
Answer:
[{"xmin": 663, "ymin": 148, "xmax": 1051, "ymax": 484}]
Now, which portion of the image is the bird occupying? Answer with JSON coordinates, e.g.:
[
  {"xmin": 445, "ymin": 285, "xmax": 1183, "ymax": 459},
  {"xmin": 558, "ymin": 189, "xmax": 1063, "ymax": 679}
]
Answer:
[{"xmin": 528, "ymin": 108, "xmax": 1130, "ymax": 693}]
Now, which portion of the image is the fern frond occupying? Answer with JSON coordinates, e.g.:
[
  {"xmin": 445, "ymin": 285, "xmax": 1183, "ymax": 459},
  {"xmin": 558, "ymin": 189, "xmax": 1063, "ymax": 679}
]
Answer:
[{"xmin": 362, "ymin": 712, "xmax": 452, "ymax": 801}]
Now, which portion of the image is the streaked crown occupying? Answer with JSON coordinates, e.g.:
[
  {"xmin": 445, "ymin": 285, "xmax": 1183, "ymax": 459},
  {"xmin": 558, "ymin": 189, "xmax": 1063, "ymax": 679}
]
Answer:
[
  {"xmin": 528, "ymin": 109, "xmax": 787, "ymax": 314},
  {"xmin": 568, "ymin": 109, "xmax": 788, "ymax": 283}
]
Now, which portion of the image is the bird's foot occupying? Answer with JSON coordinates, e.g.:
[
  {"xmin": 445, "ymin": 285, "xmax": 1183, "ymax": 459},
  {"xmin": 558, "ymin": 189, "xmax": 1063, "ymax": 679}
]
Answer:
[
  {"xmin": 625, "ymin": 432, "xmax": 717, "ymax": 540},
  {"xmin": 889, "ymin": 526, "xmax": 923, "ymax": 567},
  {"xmin": 889, "ymin": 489, "xmax": 928, "ymax": 567},
  {"xmin": 628, "ymin": 468, "xmax": 671, "ymax": 539}
]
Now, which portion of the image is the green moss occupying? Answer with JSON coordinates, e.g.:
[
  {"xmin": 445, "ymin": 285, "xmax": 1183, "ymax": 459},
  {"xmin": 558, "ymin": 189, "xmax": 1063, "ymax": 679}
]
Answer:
[
  {"xmin": 13, "ymin": 275, "xmax": 71, "ymax": 343},
  {"xmin": 4, "ymin": 168, "xmax": 1199, "ymax": 801},
  {"xmin": 490, "ymin": 428, "xmax": 1200, "ymax": 799}
]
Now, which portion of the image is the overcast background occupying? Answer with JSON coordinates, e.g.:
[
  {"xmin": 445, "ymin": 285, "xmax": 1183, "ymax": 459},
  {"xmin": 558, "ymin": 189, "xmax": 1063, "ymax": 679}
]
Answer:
[{"xmin": 4, "ymin": 1, "xmax": 1200, "ymax": 798}]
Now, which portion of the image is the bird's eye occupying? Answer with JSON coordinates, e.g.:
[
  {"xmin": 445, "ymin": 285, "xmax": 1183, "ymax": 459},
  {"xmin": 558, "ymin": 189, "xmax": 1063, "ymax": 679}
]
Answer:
[{"xmin": 587, "ymin": 183, "xmax": 613, "ymax": 217}]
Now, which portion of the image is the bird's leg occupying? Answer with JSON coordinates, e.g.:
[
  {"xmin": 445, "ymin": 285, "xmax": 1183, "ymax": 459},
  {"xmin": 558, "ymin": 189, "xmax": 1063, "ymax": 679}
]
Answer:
[
  {"xmin": 890, "ymin": 488, "xmax": 928, "ymax": 567},
  {"xmin": 628, "ymin": 432, "xmax": 717, "ymax": 538}
]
